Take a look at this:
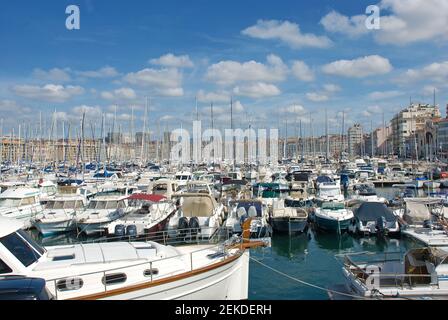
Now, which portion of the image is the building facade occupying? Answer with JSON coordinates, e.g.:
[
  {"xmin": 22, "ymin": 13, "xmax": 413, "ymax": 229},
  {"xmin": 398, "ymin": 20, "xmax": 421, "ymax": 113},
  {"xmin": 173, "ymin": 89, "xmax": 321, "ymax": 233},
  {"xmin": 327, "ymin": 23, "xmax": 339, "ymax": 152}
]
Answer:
[
  {"xmin": 391, "ymin": 103, "xmax": 441, "ymax": 157},
  {"xmin": 348, "ymin": 124, "xmax": 363, "ymax": 157}
]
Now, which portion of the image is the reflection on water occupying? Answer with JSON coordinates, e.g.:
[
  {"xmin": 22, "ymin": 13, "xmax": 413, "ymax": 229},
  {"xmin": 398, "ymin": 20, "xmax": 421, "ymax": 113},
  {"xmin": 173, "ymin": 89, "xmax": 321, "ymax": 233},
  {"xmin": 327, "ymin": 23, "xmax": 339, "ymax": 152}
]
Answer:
[
  {"xmin": 26, "ymin": 186, "xmax": 427, "ymax": 300},
  {"xmin": 271, "ymin": 233, "xmax": 310, "ymax": 260},
  {"xmin": 311, "ymin": 230, "xmax": 355, "ymax": 252},
  {"xmin": 250, "ymin": 232, "xmax": 421, "ymax": 300}
]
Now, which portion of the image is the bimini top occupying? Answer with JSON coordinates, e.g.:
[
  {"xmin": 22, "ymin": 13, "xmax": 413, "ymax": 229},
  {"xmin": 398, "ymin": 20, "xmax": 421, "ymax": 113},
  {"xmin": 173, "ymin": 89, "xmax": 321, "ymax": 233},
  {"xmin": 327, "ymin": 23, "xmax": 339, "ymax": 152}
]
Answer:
[
  {"xmin": 355, "ymin": 202, "xmax": 396, "ymax": 222},
  {"xmin": 0, "ymin": 187, "xmax": 40, "ymax": 199},
  {"xmin": 0, "ymin": 216, "xmax": 24, "ymax": 238},
  {"xmin": 127, "ymin": 194, "xmax": 166, "ymax": 203}
]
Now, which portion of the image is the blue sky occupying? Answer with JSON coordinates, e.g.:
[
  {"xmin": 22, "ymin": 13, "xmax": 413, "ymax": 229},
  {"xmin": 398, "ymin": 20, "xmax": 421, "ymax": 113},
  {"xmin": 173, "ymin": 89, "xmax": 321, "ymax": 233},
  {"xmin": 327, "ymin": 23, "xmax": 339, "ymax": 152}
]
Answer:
[{"xmin": 1, "ymin": 0, "xmax": 447, "ymax": 138}]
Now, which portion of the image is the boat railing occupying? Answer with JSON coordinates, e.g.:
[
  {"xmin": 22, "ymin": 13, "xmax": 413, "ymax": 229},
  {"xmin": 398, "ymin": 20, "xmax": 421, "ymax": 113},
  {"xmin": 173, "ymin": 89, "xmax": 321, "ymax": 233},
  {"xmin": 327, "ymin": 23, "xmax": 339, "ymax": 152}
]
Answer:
[
  {"xmin": 45, "ymin": 237, "xmax": 244, "ymax": 300},
  {"xmin": 69, "ymin": 226, "xmax": 233, "ymax": 247},
  {"xmin": 343, "ymin": 255, "xmax": 436, "ymax": 290}
]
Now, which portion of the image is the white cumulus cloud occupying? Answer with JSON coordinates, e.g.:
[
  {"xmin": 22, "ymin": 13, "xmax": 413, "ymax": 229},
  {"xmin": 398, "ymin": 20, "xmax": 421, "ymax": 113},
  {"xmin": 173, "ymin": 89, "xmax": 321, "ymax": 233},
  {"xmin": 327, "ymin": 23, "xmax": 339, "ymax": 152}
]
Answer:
[
  {"xmin": 306, "ymin": 92, "xmax": 329, "ymax": 102},
  {"xmin": 320, "ymin": 0, "xmax": 448, "ymax": 45},
  {"xmin": 149, "ymin": 53, "xmax": 194, "ymax": 68},
  {"xmin": 197, "ymin": 90, "xmax": 230, "ymax": 103},
  {"xmin": 205, "ymin": 54, "xmax": 288, "ymax": 86},
  {"xmin": 320, "ymin": 11, "xmax": 369, "ymax": 38},
  {"xmin": 242, "ymin": 20, "xmax": 332, "ymax": 49},
  {"xmin": 32, "ymin": 68, "xmax": 72, "ymax": 82},
  {"xmin": 322, "ymin": 55, "xmax": 393, "ymax": 78},
  {"xmin": 101, "ymin": 87, "xmax": 137, "ymax": 101},
  {"xmin": 124, "ymin": 68, "xmax": 184, "ymax": 97},
  {"xmin": 12, "ymin": 84, "xmax": 84, "ymax": 103},
  {"xmin": 291, "ymin": 61, "xmax": 315, "ymax": 82},
  {"xmin": 233, "ymin": 82, "xmax": 281, "ymax": 99},
  {"xmin": 76, "ymin": 66, "xmax": 119, "ymax": 78}
]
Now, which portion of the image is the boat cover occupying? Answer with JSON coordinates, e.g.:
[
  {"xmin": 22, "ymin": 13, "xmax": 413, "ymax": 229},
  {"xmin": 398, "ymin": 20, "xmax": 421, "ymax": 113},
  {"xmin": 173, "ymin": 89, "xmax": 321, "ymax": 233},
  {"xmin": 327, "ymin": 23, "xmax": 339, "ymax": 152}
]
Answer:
[
  {"xmin": 355, "ymin": 202, "xmax": 396, "ymax": 222},
  {"xmin": 317, "ymin": 176, "xmax": 333, "ymax": 184},
  {"xmin": 404, "ymin": 198, "xmax": 442, "ymax": 225}
]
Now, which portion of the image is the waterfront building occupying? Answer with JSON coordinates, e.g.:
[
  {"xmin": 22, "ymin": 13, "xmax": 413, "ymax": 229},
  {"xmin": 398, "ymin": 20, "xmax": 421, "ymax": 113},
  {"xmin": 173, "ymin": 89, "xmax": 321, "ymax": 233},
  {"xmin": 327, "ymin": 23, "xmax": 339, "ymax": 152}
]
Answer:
[
  {"xmin": 348, "ymin": 124, "xmax": 363, "ymax": 157},
  {"xmin": 391, "ymin": 103, "xmax": 441, "ymax": 157}
]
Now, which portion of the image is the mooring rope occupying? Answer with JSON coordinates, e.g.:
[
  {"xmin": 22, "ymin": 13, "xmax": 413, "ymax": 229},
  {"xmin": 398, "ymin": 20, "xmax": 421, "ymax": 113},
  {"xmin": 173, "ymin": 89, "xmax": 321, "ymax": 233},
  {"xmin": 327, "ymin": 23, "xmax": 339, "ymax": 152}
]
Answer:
[{"xmin": 249, "ymin": 256, "xmax": 373, "ymax": 300}]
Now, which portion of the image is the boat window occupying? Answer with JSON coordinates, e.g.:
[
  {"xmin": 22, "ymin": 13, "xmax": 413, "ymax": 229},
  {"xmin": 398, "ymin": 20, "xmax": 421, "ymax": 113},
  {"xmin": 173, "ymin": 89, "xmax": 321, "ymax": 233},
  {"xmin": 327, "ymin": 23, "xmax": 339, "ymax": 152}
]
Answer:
[
  {"xmin": 21, "ymin": 197, "xmax": 36, "ymax": 206},
  {"xmin": 154, "ymin": 184, "xmax": 167, "ymax": 192},
  {"xmin": 0, "ymin": 198, "xmax": 21, "ymax": 208},
  {"xmin": 45, "ymin": 201, "xmax": 55, "ymax": 209},
  {"xmin": 0, "ymin": 259, "xmax": 12, "ymax": 274},
  {"xmin": 106, "ymin": 201, "xmax": 118, "ymax": 209},
  {"xmin": 143, "ymin": 269, "xmax": 159, "ymax": 277},
  {"xmin": 322, "ymin": 202, "xmax": 345, "ymax": 210},
  {"xmin": 74, "ymin": 201, "xmax": 84, "ymax": 209},
  {"xmin": 63, "ymin": 201, "xmax": 75, "ymax": 209},
  {"xmin": 0, "ymin": 232, "xmax": 41, "ymax": 267},
  {"xmin": 117, "ymin": 201, "xmax": 126, "ymax": 209},
  {"xmin": 52, "ymin": 201, "xmax": 64, "ymax": 210},
  {"xmin": 16, "ymin": 230, "xmax": 45, "ymax": 256},
  {"xmin": 102, "ymin": 273, "xmax": 127, "ymax": 286},
  {"xmin": 56, "ymin": 278, "xmax": 84, "ymax": 292},
  {"xmin": 88, "ymin": 201, "xmax": 97, "ymax": 209},
  {"xmin": 43, "ymin": 186, "xmax": 56, "ymax": 194},
  {"xmin": 94, "ymin": 201, "xmax": 106, "ymax": 210},
  {"xmin": 319, "ymin": 188, "xmax": 341, "ymax": 197}
]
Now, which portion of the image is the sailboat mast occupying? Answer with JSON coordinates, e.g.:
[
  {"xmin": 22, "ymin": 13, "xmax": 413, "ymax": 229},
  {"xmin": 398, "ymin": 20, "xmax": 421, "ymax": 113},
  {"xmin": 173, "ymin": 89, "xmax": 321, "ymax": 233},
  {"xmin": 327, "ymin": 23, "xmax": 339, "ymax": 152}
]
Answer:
[
  {"xmin": 231, "ymin": 97, "xmax": 235, "ymax": 170},
  {"xmin": 141, "ymin": 97, "xmax": 149, "ymax": 162},
  {"xmin": 299, "ymin": 119, "xmax": 303, "ymax": 162},
  {"xmin": 371, "ymin": 120, "xmax": 374, "ymax": 158},
  {"xmin": 62, "ymin": 121, "xmax": 65, "ymax": 166},
  {"xmin": 0, "ymin": 118, "xmax": 3, "ymax": 181},
  {"xmin": 211, "ymin": 102, "xmax": 214, "ymax": 165},
  {"xmin": 325, "ymin": 109, "xmax": 329, "ymax": 162}
]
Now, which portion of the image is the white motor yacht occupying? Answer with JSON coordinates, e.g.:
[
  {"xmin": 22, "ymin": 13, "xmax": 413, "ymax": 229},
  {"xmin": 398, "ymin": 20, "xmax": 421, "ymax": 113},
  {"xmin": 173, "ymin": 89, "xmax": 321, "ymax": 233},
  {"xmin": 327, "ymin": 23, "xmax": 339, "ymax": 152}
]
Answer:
[
  {"xmin": 107, "ymin": 194, "xmax": 176, "ymax": 237},
  {"xmin": 315, "ymin": 182, "xmax": 345, "ymax": 205},
  {"xmin": 0, "ymin": 216, "xmax": 266, "ymax": 300},
  {"xmin": 32, "ymin": 195, "xmax": 87, "ymax": 236},
  {"xmin": 0, "ymin": 187, "xmax": 43, "ymax": 228},
  {"xmin": 342, "ymin": 248, "xmax": 448, "ymax": 299},
  {"xmin": 168, "ymin": 193, "xmax": 225, "ymax": 240}
]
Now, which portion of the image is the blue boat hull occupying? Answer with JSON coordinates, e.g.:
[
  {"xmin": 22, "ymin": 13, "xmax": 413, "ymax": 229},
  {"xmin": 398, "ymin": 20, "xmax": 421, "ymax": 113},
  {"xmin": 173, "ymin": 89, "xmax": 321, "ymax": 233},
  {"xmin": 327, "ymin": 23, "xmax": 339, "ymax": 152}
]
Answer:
[{"xmin": 314, "ymin": 215, "xmax": 352, "ymax": 233}]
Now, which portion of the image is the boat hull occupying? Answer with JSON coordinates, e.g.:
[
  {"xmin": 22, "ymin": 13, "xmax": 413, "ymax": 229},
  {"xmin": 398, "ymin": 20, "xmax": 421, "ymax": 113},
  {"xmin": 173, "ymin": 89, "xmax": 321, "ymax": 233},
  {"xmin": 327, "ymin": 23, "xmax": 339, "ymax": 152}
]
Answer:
[
  {"xmin": 314, "ymin": 215, "xmax": 352, "ymax": 233},
  {"xmin": 271, "ymin": 218, "xmax": 308, "ymax": 234},
  {"xmin": 34, "ymin": 220, "xmax": 75, "ymax": 237},
  {"xmin": 77, "ymin": 222, "xmax": 110, "ymax": 235},
  {"xmin": 75, "ymin": 251, "xmax": 250, "ymax": 300}
]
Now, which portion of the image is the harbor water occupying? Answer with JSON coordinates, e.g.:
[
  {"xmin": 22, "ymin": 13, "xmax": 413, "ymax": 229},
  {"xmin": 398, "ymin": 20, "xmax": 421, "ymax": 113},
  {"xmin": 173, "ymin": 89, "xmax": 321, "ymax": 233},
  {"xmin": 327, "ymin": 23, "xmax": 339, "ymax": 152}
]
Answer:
[{"xmin": 26, "ymin": 187, "xmax": 428, "ymax": 300}]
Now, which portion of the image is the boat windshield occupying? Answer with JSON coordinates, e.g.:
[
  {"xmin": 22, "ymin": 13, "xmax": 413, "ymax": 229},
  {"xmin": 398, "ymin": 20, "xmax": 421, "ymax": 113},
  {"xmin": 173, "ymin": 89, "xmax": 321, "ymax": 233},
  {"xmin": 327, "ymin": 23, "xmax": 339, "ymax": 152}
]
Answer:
[
  {"xmin": 322, "ymin": 202, "xmax": 345, "ymax": 210},
  {"xmin": 187, "ymin": 185, "xmax": 209, "ymax": 193},
  {"xmin": 46, "ymin": 200, "xmax": 83, "ymax": 209},
  {"xmin": 319, "ymin": 188, "xmax": 341, "ymax": 197},
  {"xmin": 0, "ymin": 230, "xmax": 44, "ymax": 267},
  {"xmin": 0, "ymin": 198, "xmax": 22, "ymax": 208},
  {"xmin": 359, "ymin": 187, "xmax": 377, "ymax": 196}
]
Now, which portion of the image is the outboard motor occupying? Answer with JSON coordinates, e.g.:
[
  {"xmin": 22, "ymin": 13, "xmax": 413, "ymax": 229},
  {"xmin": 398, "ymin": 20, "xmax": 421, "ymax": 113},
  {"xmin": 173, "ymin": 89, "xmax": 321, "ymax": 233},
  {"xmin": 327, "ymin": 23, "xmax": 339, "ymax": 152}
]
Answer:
[
  {"xmin": 114, "ymin": 225, "xmax": 126, "ymax": 238},
  {"xmin": 189, "ymin": 217, "xmax": 200, "ymax": 236},
  {"xmin": 178, "ymin": 217, "xmax": 189, "ymax": 238},
  {"xmin": 126, "ymin": 225, "xmax": 138, "ymax": 238},
  {"xmin": 423, "ymin": 219, "xmax": 433, "ymax": 229},
  {"xmin": 376, "ymin": 216, "xmax": 386, "ymax": 235}
]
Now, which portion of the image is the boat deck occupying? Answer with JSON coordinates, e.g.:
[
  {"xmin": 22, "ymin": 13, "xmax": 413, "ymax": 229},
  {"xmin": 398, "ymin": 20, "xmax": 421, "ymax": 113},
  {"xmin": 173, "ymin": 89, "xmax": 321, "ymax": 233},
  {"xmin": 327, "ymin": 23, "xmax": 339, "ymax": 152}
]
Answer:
[{"xmin": 402, "ymin": 228, "xmax": 448, "ymax": 248}]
